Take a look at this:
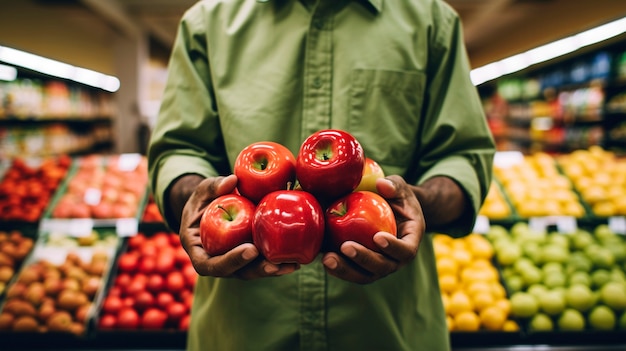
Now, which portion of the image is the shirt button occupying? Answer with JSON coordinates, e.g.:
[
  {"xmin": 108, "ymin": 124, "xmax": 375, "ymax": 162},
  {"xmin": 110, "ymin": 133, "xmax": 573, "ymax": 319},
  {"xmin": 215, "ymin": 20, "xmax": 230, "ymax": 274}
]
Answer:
[{"xmin": 312, "ymin": 77, "xmax": 322, "ymax": 88}]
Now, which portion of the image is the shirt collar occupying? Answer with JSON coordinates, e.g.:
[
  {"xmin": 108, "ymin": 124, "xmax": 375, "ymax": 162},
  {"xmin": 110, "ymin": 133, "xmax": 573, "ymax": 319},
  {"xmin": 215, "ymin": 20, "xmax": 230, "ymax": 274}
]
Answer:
[{"xmin": 256, "ymin": 0, "xmax": 382, "ymax": 13}]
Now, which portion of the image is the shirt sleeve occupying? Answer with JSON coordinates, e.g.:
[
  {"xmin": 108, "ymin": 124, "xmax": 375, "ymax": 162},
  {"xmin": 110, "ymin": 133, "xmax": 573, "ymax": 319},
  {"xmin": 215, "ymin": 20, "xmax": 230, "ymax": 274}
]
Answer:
[
  {"xmin": 147, "ymin": 5, "xmax": 231, "ymax": 230},
  {"xmin": 415, "ymin": 2, "xmax": 496, "ymax": 237}
]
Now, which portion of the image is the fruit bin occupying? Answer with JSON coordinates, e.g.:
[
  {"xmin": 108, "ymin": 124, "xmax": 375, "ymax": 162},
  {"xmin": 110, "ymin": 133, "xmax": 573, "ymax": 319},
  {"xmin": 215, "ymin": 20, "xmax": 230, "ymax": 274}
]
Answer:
[
  {"xmin": 39, "ymin": 154, "xmax": 150, "ymax": 236},
  {"xmin": 485, "ymin": 221, "xmax": 626, "ymax": 345},
  {"xmin": 93, "ymin": 230, "xmax": 196, "ymax": 342},
  {"xmin": 0, "ymin": 155, "xmax": 73, "ymax": 225},
  {"xmin": 0, "ymin": 230, "xmax": 120, "ymax": 343}
]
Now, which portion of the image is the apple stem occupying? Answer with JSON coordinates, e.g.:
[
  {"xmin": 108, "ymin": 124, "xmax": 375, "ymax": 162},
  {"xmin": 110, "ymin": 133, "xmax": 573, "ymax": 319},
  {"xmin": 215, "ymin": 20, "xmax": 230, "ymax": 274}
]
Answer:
[
  {"xmin": 329, "ymin": 203, "xmax": 347, "ymax": 216},
  {"xmin": 217, "ymin": 205, "xmax": 233, "ymax": 221},
  {"xmin": 287, "ymin": 182, "xmax": 292, "ymax": 190}
]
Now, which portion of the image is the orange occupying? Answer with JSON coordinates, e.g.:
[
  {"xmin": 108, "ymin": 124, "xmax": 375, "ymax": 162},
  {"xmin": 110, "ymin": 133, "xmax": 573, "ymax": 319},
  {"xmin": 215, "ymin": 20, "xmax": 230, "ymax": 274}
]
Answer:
[
  {"xmin": 454, "ymin": 311, "xmax": 480, "ymax": 331},
  {"xmin": 439, "ymin": 274, "xmax": 458, "ymax": 294},
  {"xmin": 479, "ymin": 306, "xmax": 507, "ymax": 331},
  {"xmin": 448, "ymin": 291, "xmax": 473, "ymax": 316}
]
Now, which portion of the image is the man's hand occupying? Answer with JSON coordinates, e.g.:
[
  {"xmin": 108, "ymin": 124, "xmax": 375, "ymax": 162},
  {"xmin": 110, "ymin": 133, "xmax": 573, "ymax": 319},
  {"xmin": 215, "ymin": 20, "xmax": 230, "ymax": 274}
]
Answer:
[
  {"xmin": 321, "ymin": 175, "xmax": 425, "ymax": 284},
  {"xmin": 177, "ymin": 174, "xmax": 299, "ymax": 280}
]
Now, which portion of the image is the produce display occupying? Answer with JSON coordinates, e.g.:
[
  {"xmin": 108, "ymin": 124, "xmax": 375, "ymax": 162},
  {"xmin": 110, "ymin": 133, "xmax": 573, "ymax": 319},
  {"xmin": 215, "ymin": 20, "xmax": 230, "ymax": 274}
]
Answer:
[
  {"xmin": 0, "ymin": 231, "xmax": 35, "ymax": 295},
  {"xmin": 557, "ymin": 146, "xmax": 626, "ymax": 217},
  {"xmin": 1, "ymin": 144, "xmax": 626, "ymax": 348},
  {"xmin": 0, "ymin": 156, "xmax": 72, "ymax": 222},
  {"xmin": 489, "ymin": 222, "xmax": 626, "ymax": 332},
  {"xmin": 0, "ymin": 244, "xmax": 114, "ymax": 334},
  {"xmin": 478, "ymin": 182, "xmax": 513, "ymax": 220},
  {"xmin": 49, "ymin": 154, "xmax": 147, "ymax": 220},
  {"xmin": 97, "ymin": 232, "xmax": 196, "ymax": 331},
  {"xmin": 434, "ymin": 233, "xmax": 518, "ymax": 332},
  {"xmin": 494, "ymin": 152, "xmax": 586, "ymax": 218}
]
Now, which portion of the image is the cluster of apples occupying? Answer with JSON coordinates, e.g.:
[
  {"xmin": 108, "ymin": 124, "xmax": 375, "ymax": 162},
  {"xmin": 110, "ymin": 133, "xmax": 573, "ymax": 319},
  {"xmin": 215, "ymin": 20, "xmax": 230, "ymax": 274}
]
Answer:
[{"xmin": 200, "ymin": 129, "xmax": 396, "ymax": 264}]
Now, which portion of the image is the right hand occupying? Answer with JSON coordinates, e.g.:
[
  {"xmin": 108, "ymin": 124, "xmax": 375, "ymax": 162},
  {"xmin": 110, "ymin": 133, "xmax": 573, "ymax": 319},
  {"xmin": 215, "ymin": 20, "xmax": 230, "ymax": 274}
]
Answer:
[{"xmin": 178, "ymin": 174, "xmax": 299, "ymax": 279}]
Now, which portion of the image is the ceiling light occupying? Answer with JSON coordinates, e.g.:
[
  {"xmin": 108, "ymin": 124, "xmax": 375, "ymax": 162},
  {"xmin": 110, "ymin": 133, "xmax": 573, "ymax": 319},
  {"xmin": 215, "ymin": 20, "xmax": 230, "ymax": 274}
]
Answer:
[
  {"xmin": 0, "ymin": 45, "xmax": 120, "ymax": 92},
  {"xmin": 471, "ymin": 16, "xmax": 626, "ymax": 86},
  {"xmin": 0, "ymin": 63, "xmax": 17, "ymax": 81}
]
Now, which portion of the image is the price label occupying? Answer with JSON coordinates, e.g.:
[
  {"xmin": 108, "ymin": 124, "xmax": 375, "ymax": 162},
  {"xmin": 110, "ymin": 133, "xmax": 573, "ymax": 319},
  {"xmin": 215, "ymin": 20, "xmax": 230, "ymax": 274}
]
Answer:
[
  {"xmin": 83, "ymin": 188, "xmax": 102, "ymax": 206},
  {"xmin": 609, "ymin": 216, "xmax": 626, "ymax": 235},
  {"xmin": 529, "ymin": 216, "xmax": 577, "ymax": 234},
  {"xmin": 117, "ymin": 153, "xmax": 142, "ymax": 172},
  {"xmin": 473, "ymin": 215, "xmax": 490, "ymax": 234},
  {"xmin": 68, "ymin": 219, "xmax": 94, "ymax": 237},
  {"xmin": 116, "ymin": 218, "xmax": 138, "ymax": 237}
]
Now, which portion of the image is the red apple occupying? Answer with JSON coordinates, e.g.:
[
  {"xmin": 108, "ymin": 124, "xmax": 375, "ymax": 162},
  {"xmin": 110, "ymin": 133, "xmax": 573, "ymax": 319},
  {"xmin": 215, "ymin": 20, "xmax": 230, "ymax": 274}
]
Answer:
[
  {"xmin": 296, "ymin": 129, "xmax": 365, "ymax": 202},
  {"xmin": 234, "ymin": 141, "xmax": 297, "ymax": 203},
  {"xmin": 325, "ymin": 191, "xmax": 397, "ymax": 253},
  {"xmin": 200, "ymin": 194, "xmax": 256, "ymax": 256},
  {"xmin": 252, "ymin": 190, "xmax": 324, "ymax": 264},
  {"xmin": 354, "ymin": 158, "xmax": 385, "ymax": 193}
]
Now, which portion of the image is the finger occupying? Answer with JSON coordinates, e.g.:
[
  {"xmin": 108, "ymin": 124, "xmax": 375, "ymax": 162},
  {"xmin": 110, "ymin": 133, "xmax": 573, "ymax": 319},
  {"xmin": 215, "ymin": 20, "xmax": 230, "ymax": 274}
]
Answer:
[
  {"xmin": 375, "ymin": 178, "xmax": 398, "ymax": 199},
  {"xmin": 373, "ymin": 231, "xmax": 418, "ymax": 264},
  {"xmin": 235, "ymin": 260, "xmax": 300, "ymax": 280},
  {"xmin": 322, "ymin": 252, "xmax": 376, "ymax": 284},
  {"xmin": 198, "ymin": 243, "xmax": 259, "ymax": 277},
  {"xmin": 340, "ymin": 241, "xmax": 399, "ymax": 278}
]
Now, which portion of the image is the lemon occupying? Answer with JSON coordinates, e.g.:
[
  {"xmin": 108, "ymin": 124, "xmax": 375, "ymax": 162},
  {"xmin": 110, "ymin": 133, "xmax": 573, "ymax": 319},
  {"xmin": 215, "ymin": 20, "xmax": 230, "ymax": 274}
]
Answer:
[{"xmin": 454, "ymin": 311, "xmax": 480, "ymax": 332}]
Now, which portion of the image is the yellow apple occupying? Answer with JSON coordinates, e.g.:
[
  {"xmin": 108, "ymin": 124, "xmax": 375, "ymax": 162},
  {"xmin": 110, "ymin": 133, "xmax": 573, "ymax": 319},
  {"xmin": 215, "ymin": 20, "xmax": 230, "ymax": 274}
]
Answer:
[{"xmin": 354, "ymin": 158, "xmax": 385, "ymax": 193}]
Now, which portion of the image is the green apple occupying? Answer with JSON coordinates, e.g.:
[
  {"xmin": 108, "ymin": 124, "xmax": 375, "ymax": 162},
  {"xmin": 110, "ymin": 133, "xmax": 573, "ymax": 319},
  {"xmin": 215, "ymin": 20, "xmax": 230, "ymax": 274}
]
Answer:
[
  {"xmin": 588, "ymin": 305, "xmax": 616, "ymax": 330},
  {"xmin": 539, "ymin": 290, "xmax": 566, "ymax": 316},
  {"xmin": 529, "ymin": 313, "xmax": 554, "ymax": 331},
  {"xmin": 565, "ymin": 284, "xmax": 596, "ymax": 312},
  {"xmin": 510, "ymin": 292, "xmax": 539, "ymax": 318},
  {"xmin": 600, "ymin": 282, "xmax": 626, "ymax": 310},
  {"xmin": 558, "ymin": 308, "xmax": 586, "ymax": 331}
]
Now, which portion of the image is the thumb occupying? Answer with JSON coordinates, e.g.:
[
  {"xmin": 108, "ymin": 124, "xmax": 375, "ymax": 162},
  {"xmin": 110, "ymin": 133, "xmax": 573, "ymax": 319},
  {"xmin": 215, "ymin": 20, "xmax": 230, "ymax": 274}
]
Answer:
[{"xmin": 376, "ymin": 178, "xmax": 397, "ymax": 199}]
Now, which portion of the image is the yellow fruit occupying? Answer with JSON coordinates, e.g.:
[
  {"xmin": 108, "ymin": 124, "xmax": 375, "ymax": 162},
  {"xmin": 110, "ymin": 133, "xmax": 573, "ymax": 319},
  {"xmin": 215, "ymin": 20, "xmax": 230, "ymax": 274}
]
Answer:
[
  {"xmin": 503, "ymin": 320, "xmax": 520, "ymax": 332},
  {"xmin": 495, "ymin": 298, "xmax": 511, "ymax": 316},
  {"xmin": 472, "ymin": 291, "xmax": 495, "ymax": 312},
  {"xmin": 439, "ymin": 274, "xmax": 458, "ymax": 294},
  {"xmin": 479, "ymin": 306, "xmax": 507, "ymax": 331},
  {"xmin": 466, "ymin": 281, "xmax": 492, "ymax": 297},
  {"xmin": 451, "ymin": 249, "xmax": 472, "ymax": 268},
  {"xmin": 448, "ymin": 291, "xmax": 474, "ymax": 316},
  {"xmin": 454, "ymin": 311, "xmax": 480, "ymax": 331},
  {"xmin": 490, "ymin": 283, "xmax": 507, "ymax": 300},
  {"xmin": 436, "ymin": 256, "xmax": 458, "ymax": 276}
]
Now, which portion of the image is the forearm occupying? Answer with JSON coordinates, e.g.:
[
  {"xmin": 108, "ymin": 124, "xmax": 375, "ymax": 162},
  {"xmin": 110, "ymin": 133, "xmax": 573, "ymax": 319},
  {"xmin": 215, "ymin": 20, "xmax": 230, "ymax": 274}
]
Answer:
[
  {"xmin": 166, "ymin": 174, "xmax": 206, "ymax": 233},
  {"xmin": 412, "ymin": 176, "xmax": 472, "ymax": 233}
]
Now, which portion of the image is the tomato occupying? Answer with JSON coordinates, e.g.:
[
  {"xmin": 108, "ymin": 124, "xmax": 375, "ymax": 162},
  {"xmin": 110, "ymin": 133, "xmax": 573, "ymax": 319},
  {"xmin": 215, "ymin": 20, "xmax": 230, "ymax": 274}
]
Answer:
[
  {"xmin": 141, "ymin": 308, "xmax": 167, "ymax": 330},
  {"xmin": 155, "ymin": 292, "xmax": 175, "ymax": 310},
  {"xmin": 117, "ymin": 253, "xmax": 139, "ymax": 273},
  {"xmin": 115, "ymin": 273, "xmax": 132, "ymax": 288},
  {"xmin": 146, "ymin": 274, "xmax": 165, "ymax": 293},
  {"xmin": 138, "ymin": 256, "xmax": 156, "ymax": 275},
  {"xmin": 134, "ymin": 291, "xmax": 154, "ymax": 311},
  {"xmin": 116, "ymin": 307, "xmax": 140, "ymax": 329},
  {"xmin": 127, "ymin": 233, "xmax": 147, "ymax": 250},
  {"xmin": 182, "ymin": 263, "xmax": 198, "ymax": 289},
  {"xmin": 102, "ymin": 296, "xmax": 123, "ymax": 314},
  {"xmin": 165, "ymin": 271, "xmax": 186, "ymax": 294},
  {"xmin": 166, "ymin": 301, "xmax": 188, "ymax": 324},
  {"xmin": 98, "ymin": 314, "xmax": 117, "ymax": 329},
  {"xmin": 178, "ymin": 314, "xmax": 191, "ymax": 331},
  {"xmin": 155, "ymin": 254, "xmax": 175, "ymax": 274}
]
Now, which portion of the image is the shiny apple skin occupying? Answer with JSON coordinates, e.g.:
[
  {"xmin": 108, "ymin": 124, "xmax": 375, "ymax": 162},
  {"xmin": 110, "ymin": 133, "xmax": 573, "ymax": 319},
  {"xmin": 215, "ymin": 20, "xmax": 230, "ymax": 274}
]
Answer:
[
  {"xmin": 252, "ymin": 190, "xmax": 325, "ymax": 264},
  {"xmin": 234, "ymin": 141, "xmax": 297, "ymax": 203},
  {"xmin": 354, "ymin": 158, "xmax": 385, "ymax": 193},
  {"xmin": 325, "ymin": 191, "xmax": 397, "ymax": 253},
  {"xmin": 200, "ymin": 194, "xmax": 256, "ymax": 256},
  {"xmin": 296, "ymin": 129, "xmax": 365, "ymax": 202}
]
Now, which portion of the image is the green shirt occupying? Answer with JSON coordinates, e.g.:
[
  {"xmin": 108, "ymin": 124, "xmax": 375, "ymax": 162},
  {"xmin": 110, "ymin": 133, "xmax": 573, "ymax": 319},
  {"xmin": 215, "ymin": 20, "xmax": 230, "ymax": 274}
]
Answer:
[{"xmin": 148, "ymin": 0, "xmax": 495, "ymax": 350}]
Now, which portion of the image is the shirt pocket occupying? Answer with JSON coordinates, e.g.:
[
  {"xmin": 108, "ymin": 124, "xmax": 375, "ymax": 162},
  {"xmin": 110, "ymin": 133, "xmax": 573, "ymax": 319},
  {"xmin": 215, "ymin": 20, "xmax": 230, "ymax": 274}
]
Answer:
[{"xmin": 348, "ymin": 69, "xmax": 426, "ymax": 168}]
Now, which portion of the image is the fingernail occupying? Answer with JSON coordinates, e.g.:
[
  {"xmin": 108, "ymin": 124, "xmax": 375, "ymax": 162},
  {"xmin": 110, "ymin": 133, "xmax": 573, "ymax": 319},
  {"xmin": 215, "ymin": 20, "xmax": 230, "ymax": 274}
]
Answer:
[
  {"xmin": 242, "ymin": 248, "xmax": 256, "ymax": 260},
  {"xmin": 343, "ymin": 246, "xmax": 357, "ymax": 258},
  {"xmin": 374, "ymin": 235, "xmax": 389, "ymax": 248},
  {"xmin": 264, "ymin": 265, "xmax": 279, "ymax": 274},
  {"xmin": 323, "ymin": 257, "xmax": 338, "ymax": 269}
]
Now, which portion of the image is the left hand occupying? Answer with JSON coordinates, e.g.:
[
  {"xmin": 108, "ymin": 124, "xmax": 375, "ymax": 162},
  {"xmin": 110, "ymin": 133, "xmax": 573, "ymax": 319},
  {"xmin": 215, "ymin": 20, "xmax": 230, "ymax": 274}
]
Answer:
[{"xmin": 321, "ymin": 175, "xmax": 425, "ymax": 284}]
